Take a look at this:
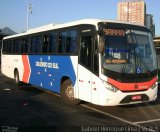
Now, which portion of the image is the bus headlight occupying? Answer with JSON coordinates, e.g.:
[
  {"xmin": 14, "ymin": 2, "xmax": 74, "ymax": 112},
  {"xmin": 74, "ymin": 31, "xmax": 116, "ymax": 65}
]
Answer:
[
  {"xmin": 103, "ymin": 81, "xmax": 119, "ymax": 93},
  {"xmin": 151, "ymin": 82, "xmax": 158, "ymax": 89}
]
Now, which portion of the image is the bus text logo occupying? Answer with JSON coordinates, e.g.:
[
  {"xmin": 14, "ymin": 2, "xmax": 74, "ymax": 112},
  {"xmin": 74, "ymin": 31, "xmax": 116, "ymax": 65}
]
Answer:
[{"xmin": 35, "ymin": 61, "xmax": 59, "ymax": 69}]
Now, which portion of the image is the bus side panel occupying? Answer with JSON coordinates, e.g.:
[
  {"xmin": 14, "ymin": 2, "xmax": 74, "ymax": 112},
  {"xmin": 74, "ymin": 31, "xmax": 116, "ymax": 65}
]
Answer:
[
  {"xmin": 1, "ymin": 55, "xmax": 24, "ymax": 80},
  {"xmin": 27, "ymin": 55, "xmax": 77, "ymax": 93}
]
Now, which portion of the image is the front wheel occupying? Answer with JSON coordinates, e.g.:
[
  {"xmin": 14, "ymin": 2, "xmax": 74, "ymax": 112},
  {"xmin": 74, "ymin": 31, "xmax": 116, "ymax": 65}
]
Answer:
[{"xmin": 60, "ymin": 79, "xmax": 80, "ymax": 105}]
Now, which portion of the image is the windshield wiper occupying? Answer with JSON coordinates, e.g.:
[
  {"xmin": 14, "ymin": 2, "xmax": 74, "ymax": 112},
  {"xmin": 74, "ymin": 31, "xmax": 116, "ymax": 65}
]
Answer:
[
  {"xmin": 130, "ymin": 30, "xmax": 151, "ymax": 73},
  {"xmin": 121, "ymin": 51, "xmax": 135, "ymax": 75},
  {"xmin": 134, "ymin": 53, "xmax": 150, "ymax": 73},
  {"xmin": 121, "ymin": 29, "xmax": 150, "ymax": 74},
  {"xmin": 121, "ymin": 29, "xmax": 134, "ymax": 75}
]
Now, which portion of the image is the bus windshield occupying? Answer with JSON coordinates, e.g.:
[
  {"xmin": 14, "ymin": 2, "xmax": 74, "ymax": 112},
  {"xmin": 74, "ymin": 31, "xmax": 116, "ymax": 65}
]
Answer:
[{"xmin": 101, "ymin": 28, "xmax": 157, "ymax": 74}]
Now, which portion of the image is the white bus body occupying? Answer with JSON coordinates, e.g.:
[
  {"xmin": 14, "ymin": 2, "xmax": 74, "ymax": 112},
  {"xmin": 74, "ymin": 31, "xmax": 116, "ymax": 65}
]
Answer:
[{"xmin": 1, "ymin": 19, "xmax": 158, "ymax": 106}]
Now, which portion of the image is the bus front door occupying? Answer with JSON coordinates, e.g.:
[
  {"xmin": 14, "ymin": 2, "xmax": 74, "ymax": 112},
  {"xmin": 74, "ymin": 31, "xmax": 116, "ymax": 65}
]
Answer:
[{"xmin": 78, "ymin": 35, "xmax": 93, "ymax": 102}]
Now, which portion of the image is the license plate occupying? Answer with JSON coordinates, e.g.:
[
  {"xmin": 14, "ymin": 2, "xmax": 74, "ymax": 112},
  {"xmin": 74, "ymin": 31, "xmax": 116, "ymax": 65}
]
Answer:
[{"xmin": 132, "ymin": 95, "xmax": 142, "ymax": 100}]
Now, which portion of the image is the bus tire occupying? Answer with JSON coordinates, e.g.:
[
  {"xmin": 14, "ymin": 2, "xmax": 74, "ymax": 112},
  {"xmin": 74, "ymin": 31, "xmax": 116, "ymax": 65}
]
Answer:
[
  {"xmin": 61, "ymin": 79, "xmax": 80, "ymax": 105},
  {"xmin": 14, "ymin": 70, "xmax": 22, "ymax": 86}
]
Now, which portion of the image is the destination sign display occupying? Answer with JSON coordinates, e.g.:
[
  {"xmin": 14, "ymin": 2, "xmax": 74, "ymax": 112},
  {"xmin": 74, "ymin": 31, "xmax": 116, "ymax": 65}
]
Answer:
[
  {"xmin": 103, "ymin": 29, "xmax": 125, "ymax": 36},
  {"xmin": 106, "ymin": 59, "xmax": 127, "ymax": 64}
]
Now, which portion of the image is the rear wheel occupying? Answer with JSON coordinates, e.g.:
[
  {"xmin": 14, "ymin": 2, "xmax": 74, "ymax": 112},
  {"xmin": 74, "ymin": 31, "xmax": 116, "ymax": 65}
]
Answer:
[
  {"xmin": 14, "ymin": 70, "xmax": 22, "ymax": 86},
  {"xmin": 60, "ymin": 79, "xmax": 80, "ymax": 105}
]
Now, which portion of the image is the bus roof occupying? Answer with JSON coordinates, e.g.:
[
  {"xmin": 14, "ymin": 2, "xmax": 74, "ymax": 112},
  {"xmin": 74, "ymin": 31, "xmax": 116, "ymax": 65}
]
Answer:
[{"xmin": 3, "ymin": 19, "xmax": 146, "ymax": 40}]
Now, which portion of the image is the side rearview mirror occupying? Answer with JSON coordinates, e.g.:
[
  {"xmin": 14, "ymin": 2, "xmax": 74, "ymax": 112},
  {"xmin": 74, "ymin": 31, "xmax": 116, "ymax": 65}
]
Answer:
[
  {"xmin": 98, "ymin": 36, "xmax": 105, "ymax": 54},
  {"xmin": 98, "ymin": 22, "xmax": 104, "ymax": 36}
]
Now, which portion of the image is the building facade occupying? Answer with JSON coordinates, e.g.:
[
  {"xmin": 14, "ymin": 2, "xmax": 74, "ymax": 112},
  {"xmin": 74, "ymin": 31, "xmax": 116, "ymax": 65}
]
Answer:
[
  {"xmin": 146, "ymin": 14, "xmax": 155, "ymax": 37},
  {"xmin": 117, "ymin": 0, "xmax": 146, "ymax": 26}
]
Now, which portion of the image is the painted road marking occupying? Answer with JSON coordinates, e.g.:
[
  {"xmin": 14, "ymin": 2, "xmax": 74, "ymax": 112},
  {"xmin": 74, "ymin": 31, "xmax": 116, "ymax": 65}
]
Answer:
[
  {"xmin": 81, "ymin": 104, "xmax": 155, "ymax": 132},
  {"xmin": 17, "ymin": 85, "xmax": 158, "ymax": 132},
  {"xmin": 40, "ymin": 91, "xmax": 158, "ymax": 131},
  {"xmin": 81, "ymin": 104, "xmax": 139, "ymax": 126},
  {"xmin": 134, "ymin": 118, "xmax": 160, "ymax": 124}
]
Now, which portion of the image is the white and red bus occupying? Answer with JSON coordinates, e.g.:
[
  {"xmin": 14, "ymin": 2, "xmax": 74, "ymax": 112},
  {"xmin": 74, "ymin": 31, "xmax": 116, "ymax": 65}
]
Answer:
[
  {"xmin": 1, "ymin": 19, "xmax": 158, "ymax": 106},
  {"xmin": 154, "ymin": 37, "xmax": 160, "ymax": 83}
]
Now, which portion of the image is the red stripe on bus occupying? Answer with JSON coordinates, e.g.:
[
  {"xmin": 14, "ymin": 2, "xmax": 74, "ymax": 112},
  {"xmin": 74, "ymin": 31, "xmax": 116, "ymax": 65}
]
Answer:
[
  {"xmin": 108, "ymin": 76, "xmax": 157, "ymax": 91},
  {"xmin": 22, "ymin": 55, "xmax": 30, "ymax": 83}
]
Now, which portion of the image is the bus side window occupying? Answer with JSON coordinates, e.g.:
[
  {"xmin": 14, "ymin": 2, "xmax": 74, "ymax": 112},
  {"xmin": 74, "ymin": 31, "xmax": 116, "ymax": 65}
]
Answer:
[
  {"xmin": 58, "ymin": 32, "xmax": 65, "ymax": 53},
  {"xmin": 68, "ymin": 30, "xmax": 77, "ymax": 53},
  {"xmin": 70, "ymin": 30, "xmax": 77, "ymax": 53},
  {"xmin": 8, "ymin": 40, "xmax": 13, "ymax": 54},
  {"xmin": 42, "ymin": 35, "xmax": 49, "ymax": 53},
  {"xmin": 4, "ymin": 41, "xmax": 10, "ymax": 54},
  {"xmin": 31, "ymin": 37, "xmax": 35, "ymax": 53},
  {"xmin": 13, "ymin": 40, "xmax": 16, "ymax": 53},
  {"xmin": 49, "ymin": 32, "xmax": 57, "ymax": 53},
  {"xmin": 66, "ymin": 36, "xmax": 71, "ymax": 53},
  {"xmin": 13, "ymin": 39, "xmax": 20, "ymax": 54},
  {"xmin": 58, "ymin": 30, "xmax": 77, "ymax": 54},
  {"xmin": 21, "ymin": 39, "xmax": 25, "ymax": 53},
  {"xmin": 3, "ymin": 40, "xmax": 12, "ymax": 54},
  {"xmin": 2, "ymin": 41, "xmax": 7, "ymax": 53},
  {"xmin": 31, "ymin": 36, "xmax": 41, "ymax": 53},
  {"xmin": 21, "ymin": 38, "xmax": 29, "ymax": 54},
  {"xmin": 10, "ymin": 40, "xmax": 13, "ymax": 53},
  {"xmin": 25, "ymin": 38, "xmax": 30, "ymax": 53}
]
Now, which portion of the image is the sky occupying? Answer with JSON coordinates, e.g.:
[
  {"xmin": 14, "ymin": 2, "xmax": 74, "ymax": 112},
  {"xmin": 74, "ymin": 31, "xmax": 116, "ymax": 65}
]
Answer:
[{"xmin": 0, "ymin": 0, "xmax": 160, "ymax": 36}]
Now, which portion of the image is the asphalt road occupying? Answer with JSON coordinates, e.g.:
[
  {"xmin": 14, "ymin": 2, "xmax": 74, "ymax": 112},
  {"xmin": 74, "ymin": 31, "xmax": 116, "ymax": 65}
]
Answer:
[{"xmin": 0, "ymin": 73, "xmax": 160, "ymax": 132}]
